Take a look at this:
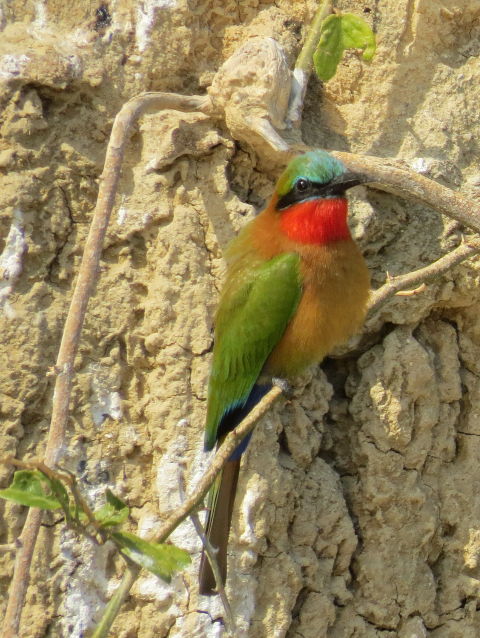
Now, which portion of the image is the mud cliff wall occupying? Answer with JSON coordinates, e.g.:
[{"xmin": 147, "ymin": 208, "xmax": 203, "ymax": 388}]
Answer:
[{"xmin": 1, "ymin": 1, "xmax": 480, "ymax": 637}]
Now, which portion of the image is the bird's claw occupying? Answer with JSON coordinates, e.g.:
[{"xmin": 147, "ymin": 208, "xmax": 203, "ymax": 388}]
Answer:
[{"xmin": 272, "ymin": 377, "xmax": 293, "ymax": 398}]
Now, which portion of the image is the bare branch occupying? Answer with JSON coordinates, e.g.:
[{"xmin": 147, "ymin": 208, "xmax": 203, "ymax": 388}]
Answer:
[
  {"xmin": 44, "ymin": 92, "xmax": 212, "ymax": 472},
  {"xmin": 331, "ymin": 151, "xmax": 480, "ymax": 234},
  {"xmin": 368, "ymin": 239, "xmax": 480, "ymax": 316},
  {"xmin": 89, "ymin": 565, "xmax": 139, "ymax": 638},
  {"xmin": 2, "ymin": 508, "xmax": 43, "ymax": 638},
  {"xmin": 158, "ymin": 386, "xmax": 282, "ymax": 542}
]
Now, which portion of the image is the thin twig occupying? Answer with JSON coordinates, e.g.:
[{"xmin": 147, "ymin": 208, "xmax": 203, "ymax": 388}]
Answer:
[
  {"xmin": 0, "ymin": 544, "xmax": 16, "ymax": 553},
  {"xmin": 368, "ymin": 239, "xmax": 480, "ymax": 316},
  {"xmin": 190, "ymin": 511, "xmax": 235, "ymax": 632},
  {"xmin": 55, "ymin": 465, "xmax": 106, "ymax": 537},
  {"xmin": 90, "ymin": 565, "xmax": 141, "ymax": 638},
  {"xmin": 2, "ymin": 91, "xmax": 213, "ymax": 638},
  {"xmin": 156, "ymin": 386, "xmax": 282, "ymax": 543},
  {"xmin": 43, "ymin": 91, "xmax": 212, "ymax": 474},
  {"xmin": 91, "ymin": 386, "xmax": 283, "ymax": 638},
  {"xmin": 178, "ymin": 473, "xmax": 235, "ymax": 633},
  {"xmin": 3, "ymin": 508, "xmax": 43, "ymax": 637}
]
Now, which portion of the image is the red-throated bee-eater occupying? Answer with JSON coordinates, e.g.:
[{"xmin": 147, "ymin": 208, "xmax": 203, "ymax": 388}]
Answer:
[{"xmin": 199, "ymin": 150, "xmax": 370, "ymax": 594}]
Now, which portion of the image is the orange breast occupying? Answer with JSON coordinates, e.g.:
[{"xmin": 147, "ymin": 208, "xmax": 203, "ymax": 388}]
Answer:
[
  {"xmin": 265, "ymin": 240, "xmax": 370, "ymax": 376},
  {"xmin": 241, "ymin": 205, "xmax": 370, "ymax": 377}
]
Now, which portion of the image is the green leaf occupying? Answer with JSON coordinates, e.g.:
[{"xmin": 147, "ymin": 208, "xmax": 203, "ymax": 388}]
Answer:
[
  {"xmin": 112, "ymin": 531, "xmax": 191, "ymax": 582},
  {"xmin": 94, "ymin": 489, "xmax": 129, "ymax": 527},
  {"xmin": 313, "ymin": 14, "xmax": 344, "ymax": 83},
  {"xmin": 341, "ymin": 14, "xmax": 376, "ymax": 60},
  {"xmin": 313, "ymin": 13, "xmax": 376, "ymax": 82},
  {"xmin": 0, "ymin": 470, "xmax": 62, "ymax": 510}
]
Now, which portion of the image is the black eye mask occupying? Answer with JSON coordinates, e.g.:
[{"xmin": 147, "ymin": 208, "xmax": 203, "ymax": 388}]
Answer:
[{"xmin": 275, "ymin": 172, "xmax": 366, "ymax": 211}]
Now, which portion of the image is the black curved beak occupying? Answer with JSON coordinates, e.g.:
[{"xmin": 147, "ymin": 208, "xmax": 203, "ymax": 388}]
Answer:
[{"xmin": 319, "ymin": 170, "xmax": 367, "ymax": 197}]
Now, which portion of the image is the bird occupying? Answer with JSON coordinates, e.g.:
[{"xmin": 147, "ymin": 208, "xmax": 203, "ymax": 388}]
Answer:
[{"xmin": 199, "ymin": 149, "xmax": 370, "ymax": 595}]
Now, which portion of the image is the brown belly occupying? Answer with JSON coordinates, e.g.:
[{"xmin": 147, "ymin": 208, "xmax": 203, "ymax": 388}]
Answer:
[{"xmin": 265, "ymin": 240, "xmax": 370, "ymax": 377}]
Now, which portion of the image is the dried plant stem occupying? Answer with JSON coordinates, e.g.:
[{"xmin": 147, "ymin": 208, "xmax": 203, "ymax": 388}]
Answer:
[
  {"xmin": 189, "ymin": 511, "xmax": 235, "ymax": 633},
  {"xmin": 368, "ymin": 239, "xmax": 480, "ymax": 316},
  {"xmin": 90, "ymin": 564, "xmax": 140, "ymax": 638},
  {"xmin": 92, "ymin": 386, "xmax": 283, "ymax": 638},
  {"xmin": 3, "ymin": 508, "xmax": 43, "ymax": 638},
  {"xmin": 2, "ymin": 91, "xmax": 213, "ymax": 638}
]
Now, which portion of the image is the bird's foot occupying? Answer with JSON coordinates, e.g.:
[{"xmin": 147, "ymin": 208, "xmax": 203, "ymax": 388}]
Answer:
[{"xmin": 272, "ymin": 377, "xmax": 293, "ymax": 398}]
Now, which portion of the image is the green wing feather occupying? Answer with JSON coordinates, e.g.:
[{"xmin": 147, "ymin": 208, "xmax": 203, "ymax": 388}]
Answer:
[{"xmin": 205, "ymin": 252, "xmax": 302, "ymax": 450}]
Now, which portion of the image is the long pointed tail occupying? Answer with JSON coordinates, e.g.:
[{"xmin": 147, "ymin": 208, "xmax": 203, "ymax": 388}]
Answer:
[{"xmin": 198, "ymin": 458, "xmax": 240, "ymax": 595}]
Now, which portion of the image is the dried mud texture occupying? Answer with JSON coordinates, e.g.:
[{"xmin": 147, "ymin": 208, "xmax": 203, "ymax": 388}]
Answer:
[{"xmin": 1, "ymin": 1, "xmax": 480, "ymax": 637}]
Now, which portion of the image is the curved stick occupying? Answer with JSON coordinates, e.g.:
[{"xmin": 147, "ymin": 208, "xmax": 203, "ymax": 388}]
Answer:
[{"xmin": 331, "ymin": 151, "xmax": 480, "ymax": 233}]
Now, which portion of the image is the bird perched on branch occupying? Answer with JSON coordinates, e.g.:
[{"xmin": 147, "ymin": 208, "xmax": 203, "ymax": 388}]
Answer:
[{"xmin": 199, "ymin": 150, "xmax": 370, "ymax": 595}]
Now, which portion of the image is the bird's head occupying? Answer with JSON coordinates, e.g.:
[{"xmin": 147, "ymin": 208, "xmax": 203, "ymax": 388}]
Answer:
[
  {"xmin": 273, "ymin": 150, "xmax": 365, "ymax": 244},
  {"xmin": 275, "ymin": 150, "xmax": 364, "ymax": 210}
]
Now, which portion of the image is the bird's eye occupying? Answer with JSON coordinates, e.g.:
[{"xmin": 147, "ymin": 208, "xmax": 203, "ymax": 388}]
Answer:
[{"xmin": 296, "ymin": 178, "xmax": 310, "ymax": 192}]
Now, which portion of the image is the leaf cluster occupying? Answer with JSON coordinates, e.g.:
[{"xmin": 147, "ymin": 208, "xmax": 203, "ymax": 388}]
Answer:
[{"xmin": 0, "ymin": 465, "xmax": 190, "ymax": 583}]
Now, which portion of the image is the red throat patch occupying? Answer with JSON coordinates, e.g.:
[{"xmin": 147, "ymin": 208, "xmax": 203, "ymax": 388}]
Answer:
[{"xmin": 279, "ymin": 198, "xmax": 350, "ymax": 244}]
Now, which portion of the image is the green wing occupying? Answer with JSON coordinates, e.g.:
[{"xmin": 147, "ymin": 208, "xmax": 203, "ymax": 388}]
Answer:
[{"xmin": 205, "ymin": 252, "xmax": 302, "ymax": 450}]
